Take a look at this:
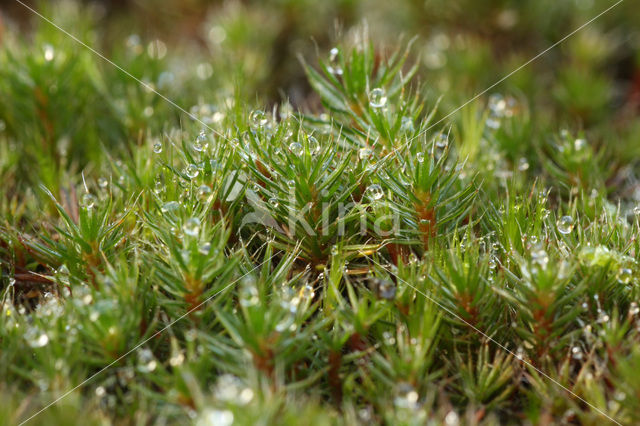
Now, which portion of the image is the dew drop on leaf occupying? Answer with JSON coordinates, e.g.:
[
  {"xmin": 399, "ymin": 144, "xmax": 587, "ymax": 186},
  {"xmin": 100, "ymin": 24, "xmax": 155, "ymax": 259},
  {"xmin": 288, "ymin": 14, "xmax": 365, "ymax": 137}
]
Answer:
[
  {"xmin": 435, "ymin": 133, "xmax": 449, "ymax": 149},
  {"xmin": 329, "ymin": 47, "xmax": 339, "ymax": 62},
  {"xmin": 249, "ymin": 110, "xmax": 267, "ymax": 128},
  {"xmin": 299, "ymin": 285, "xmax": 315, "ymax": 299},
  {"xmin": 161, "ymin": 201, "xmax": 181, "ymax": 214},
  {"xmin": 400, "ymin": 116, "xmax": 414, "ymax": 133},
  {"xmin": 531, "ymin": 246, "xmax": 549, "ymax": 269},
  {"xmin": 556, "ymin": 215, "xmax": 574, "ymax": 235},
  {"xmin": 43, "ymin": 44, "xmax": 55, "ymax": 62},
  {"xmin": 485, "ymin": 117, "xmax": 500, "ymax": 129},
  {"xmin": 574, "ymin": 138, "xmax": 587, "ymax": 151},
  {"xmin": 197, "ymin": 184, "xmax": 212, "ymax": 201},
  {"xmin": 199, "ymin": 242, "xmax": 212, "ymax": 255},
  {"xmin": 169, "ymin": 352, "xmax": 185, "ymax": 367},
  {"xmin": 368, "ymin": 88, "xmax": 387, "ymax": 108},
  {"xmin": 358, "ymin": 147, "xmax": 372, "ymax": 160},
  {"xmin": 365, "ymin": 184, "xmax": 384, "ymax": 201},
  {"xmin": 289, "ymin": 142, "xmax": 303, "ymax": 156},
  {"xmin": 308, "ymin": 136, "xmax": 320, "ymax": 155},
  {"xmin": 616, "ymin": 267, "xmax": 633, "ymax": 284},
  {"xmin": 571, "ymin": 346, "xmax": 582, "ymax": 360},
  {"xmin": 185, "ymin": 164, "xmax": 200, "ymax": 179},
  {"xmin": 137, "ymin": 348, "xmax": 157, "ymax": 373},
  {"xmin": 517, "ymin": 158, "xmax": 529, "ymax": 171},
  {"xmin": 327, "ymin": 47, "xmax": 343, "ymax": 75},
  {"xmin": 193, "ymin": 131, "xmax": 208, "ymax": 152},
  {"xmin": 183, "ymin": 217, "xmax": 201, "ymax": 237},
  {"xmin": 81, "ymin": 193, "xmax": 97, "ymax": 209},
  {"xmin": 26, "ymin": 327, "xmax": 50, "ymax": 348},
  {"xmin": 239, "ymin": 284, "xmax": 259, "ymax": 307},
  {"xmin": 199, "ymin": 409, "xmax": 233, "ymax": 426},
  {"xmin": 488, "ymin": 256, "xmax": 497, "ymax": 269},
  {"xmin": 393, "ymin": 382, "xmax": 418, "ymax": 409}
]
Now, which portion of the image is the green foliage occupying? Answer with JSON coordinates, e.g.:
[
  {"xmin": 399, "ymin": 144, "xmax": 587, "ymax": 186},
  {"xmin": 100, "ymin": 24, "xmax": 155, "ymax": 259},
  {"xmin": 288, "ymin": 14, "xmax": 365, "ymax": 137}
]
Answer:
[{"xmin": 1, "ymin": 1, "xmax": 640, "ymax": 425}]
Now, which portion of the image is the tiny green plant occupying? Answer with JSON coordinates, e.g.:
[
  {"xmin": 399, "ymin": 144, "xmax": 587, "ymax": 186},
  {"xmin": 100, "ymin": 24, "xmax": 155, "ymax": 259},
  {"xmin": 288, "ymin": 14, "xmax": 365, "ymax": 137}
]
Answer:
[{"xmin": 1, "ymin": 1, "xmax": 640, "ymax": 425}]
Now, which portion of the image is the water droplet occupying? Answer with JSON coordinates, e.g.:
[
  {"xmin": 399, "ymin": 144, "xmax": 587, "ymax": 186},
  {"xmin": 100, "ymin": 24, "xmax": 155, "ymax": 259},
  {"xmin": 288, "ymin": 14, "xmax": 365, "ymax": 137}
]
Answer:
[
  {"xmin": 289, "ymin": 142, "xmax": 303, "ymax": 157},
  {"xmin": 26, "ymin": 328, "xmax": 50, "ymax": 348},
  {"xmin": 308, "ymin": 136, "xmax": 320, "ymax": 155},
  {"xmin": 327, "ymin": 47, "xmax": 343, "ymax": 75},
  {"xmin": 331, "ymin": 245, "xmax": 339, "ymax": 256},
  {"xmin": 372, "ymin": 278, "xmax": 396, "ymax": 300},
  {"xmin": 574, "ymin": 138, "xmax": 587, "ymax": 151},
  {"xmin": 556, "ymin": 215, "xmax": 575, "ymax": 235},
  {"xmin": 161, "ymin": 201, "xmax": 181, "ymax": 214},
  {"xmin": 198, "ymin": 409, "xmax": 234, "ymax": 426},
  {"xmin": 488, "ymin": 256, "xmax": 497, "ymax": 269},
  {"xmin": 169, "ymin": 352, "xmax": 185, "ymax": 367},
  {"xmin": 299, "ymin": 285, "xmax": 315, "ymax": 299},
  {"xmin": 365, "ymin": 184, "xmax": 384, "ymax": 201},
  {"xmin": 393, "ymin": 382, "xmax": 419, "ymax": 410},
  {"xmin": 435, "ymin": 133, "xmax": 449, "ymax": 149},
  {"xmin": 98, "ymin": 177, "xmax": 109, "ymax": 189},
  {"xmin": 358, "ymin": 147, "xmax": 373, "ymax": 160},
  {"xmin": 193, "ymin": 131, "xmax": 209, "ymax": 152},
  {"xmin": 239, "ymin": 283, "xmax": 259, "ymax": 307},
  {"xmin": 400, "ymin": 116, "xmax": 414, "ymax": 133},
  {"xmin": 597, "ymin": 311, "xmax": 610, "ymax": 324},
  {"xmin": 488, "ymin": 94, "xmax": 507, "ymax": 115},
  {"xmin": 152, "ymin": 175, "xmax": 165, "ymax": 194},
  {"xmin": 183, "ymin": 217, "xmax": 201, "ymax": 237},
  {"xmin": 268, "ymin": 198, "xmax": 279, "ymax": 208},
  {"xmin": 630, "ymin": 302, "xmax": 639, "ymax": 315},
  {"xmin": 137, "ymin": 348, "xmax": 157, "ymax": 372},
  {"xmin": 249, "ymin": 110, "xmax": 267, "ymax": 128},
  {"xmin": 368, "ymin": 88, "xmax": 387, "ymax": 108},
  {"xmin": 633, "ymin": 206, "xmax": 640, "ymax": 216},
  {"xmin": 616, "ymin": 268, "xmax": 633, "ymax": 284},
  {"xmin": 485, "ymin": 117, "xmax": 501, "ymax": 129},
  {"xmin": 517, "ymin": 157, "xmax": 529, "ymax": 171},
  {"xmin": 416, "ymin": 152, "xmax": 425, "ymax": 163},
  {"xmin": 153, "ymin": 141, "xmax": 163, "ymax": 153},
  {"xmin": 329, "ymin": 47, "xmax": 339, "ymax": 62},
  {"xmin": 445, "ymin": 410, "xmax": 460, "ymax": 426},
  {"xmin": 81, "ymin": 193, "xmax": 97, "ymax": 210},
  {"xmin": 286, "ymin": 179, "xmax": 295, "ymax": 188},
  {"xmin": 43, "ymin": 44, "xmax": 55, "ymax": 62},
  {"xmin": 571, "ymin": 346, "xmax": 583, "ymax": 360},
  {"xmin": 531, "ymin": 246, "xmax": 549, "ymax": 269},
  {"xmin": 197, "ymin": 185, "xmax": 212, "ymax": 202},
  {"xmin": 147, "ymin": 39, "xmax": 167, "ymax": 60},
  {"xmin": 95, "ymin": 386, "xmax": 106, "ymax": 397},
  {"xmin": 185, "ymin": 164, "xmax": 200, "ymax": 179},
  {"xmin": 199, "ymin": 242, "xmax": 212, "ymax": 255}
]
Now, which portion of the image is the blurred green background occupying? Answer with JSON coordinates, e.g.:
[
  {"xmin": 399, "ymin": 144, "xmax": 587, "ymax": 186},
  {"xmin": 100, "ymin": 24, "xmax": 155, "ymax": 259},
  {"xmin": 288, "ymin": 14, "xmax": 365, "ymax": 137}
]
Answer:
[{"xmin": 0, "ymin": 0, "xmax": 639, "ymax": 192}]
